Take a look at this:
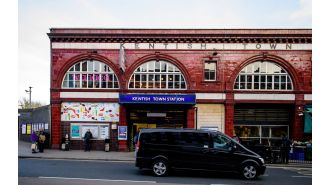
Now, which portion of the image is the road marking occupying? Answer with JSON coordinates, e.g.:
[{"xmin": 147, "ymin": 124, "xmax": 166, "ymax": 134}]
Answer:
[
  {"xmin": 291, "ymin": 176, "xmax": 312, "ymax": 178},
  {"xmin": 39, "ymin": 176, "xmax": 156, "ymax": 183}
]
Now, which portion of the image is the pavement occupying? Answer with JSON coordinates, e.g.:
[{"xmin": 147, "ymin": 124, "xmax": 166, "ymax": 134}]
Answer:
[{"xmin": 18, "ymin": 140, "xmax": 311, "ymax": 168}]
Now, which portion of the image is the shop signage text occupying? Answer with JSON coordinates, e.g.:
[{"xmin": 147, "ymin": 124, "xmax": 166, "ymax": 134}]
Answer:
[
  {"xmin": 53, "ymin": 42, "xmax": 311, "ymax": 50},
  {"xmin": 119, "ymin": 94, "xmax": 196, "ymax": 104}
]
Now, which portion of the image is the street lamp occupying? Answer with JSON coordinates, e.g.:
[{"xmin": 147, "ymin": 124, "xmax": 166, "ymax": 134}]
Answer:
[{"xmin": 25, "ymin": 86, "xmax": 33, "ymax": 108}]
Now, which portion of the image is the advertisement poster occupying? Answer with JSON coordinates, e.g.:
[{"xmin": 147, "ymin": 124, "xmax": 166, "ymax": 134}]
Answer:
[
  {"xmin": 100, "ymin": 126, "xmax": 109, "ymax": 139},
  {"xmin": 118, "ymin": 126, "xmax": 127, "ymax": 140},
  {"xmin": 27, "ymin": 124, "xmax": 31, "ymax": 134},
  {"xmin": 22, "ymin": 124, "xmax": 26, "ymax": 134},
  {"xmin": 61, "ymin": 102, "xmax": 120, "ymax": 122},
  {"xmin": 71, "ymin": 125, "xmax": 80, "ymax": 138},
  {"xmin": 81, "ymin": 125, "xmax": 99, "ymax": 138}
]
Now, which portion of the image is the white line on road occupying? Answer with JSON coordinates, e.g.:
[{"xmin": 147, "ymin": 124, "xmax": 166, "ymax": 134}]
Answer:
[
  {"xmin": 39, "ymin": 176, "xmax": 156, "ymax": 183},
  {"xmin": 291, "ymin": 176, "xmax": 312, "ymax": 178}
]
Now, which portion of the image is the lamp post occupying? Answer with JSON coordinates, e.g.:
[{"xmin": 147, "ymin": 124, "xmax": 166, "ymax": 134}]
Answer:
[{"xmin": 25, "ymin": 86, "xmax": 32, "ymax": 108}]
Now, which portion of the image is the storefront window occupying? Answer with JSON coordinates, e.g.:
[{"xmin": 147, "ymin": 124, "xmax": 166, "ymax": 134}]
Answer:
[
  {"xmin": 234, "ymin": 61, "xmax": 293, "ymax": 91},
  {"xmin": 62, "ymin": 60, "xmax": 119, "ymax": 89},
  {"xmin": 128, "ymin": 60, "xmax": 187, "ymax": 90}
]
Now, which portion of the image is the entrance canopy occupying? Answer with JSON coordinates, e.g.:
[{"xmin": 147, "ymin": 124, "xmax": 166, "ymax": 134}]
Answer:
[{"xmin": 119, "ymin": 94, "xmax": 196, "ymax": 104}]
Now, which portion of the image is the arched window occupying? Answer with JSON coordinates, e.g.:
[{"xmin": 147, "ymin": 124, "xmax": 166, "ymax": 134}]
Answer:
[
  {"xmin": 62, "ymin": 60, "xmax": 119, "ymax": 89},
  {"xmin": 234, "ymin": 61, "xmax": 293, "ymax": 90},
  {"xmin": 128, "ymin": 60, "xmax": 186, "ymax": 89}
]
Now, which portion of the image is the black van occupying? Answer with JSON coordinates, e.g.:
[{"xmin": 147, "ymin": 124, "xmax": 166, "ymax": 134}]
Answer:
[{"xmin": 135, "ymin": 128, "xmax": 266, "ymax": 179}]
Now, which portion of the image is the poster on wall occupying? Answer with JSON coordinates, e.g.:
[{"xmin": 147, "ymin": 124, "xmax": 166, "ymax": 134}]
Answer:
[
  {"xmin": 71, "ymin": 125, "xmax": 80, "ymax": 138},
  {"xmin": 27, "ymin": 124, "xmax": 31, "ymax": 134},
  {"xmin": 61, "ymin": 102, "xmax": 120, "ymax": 122},
  {"xmin": 100, "ymin": 126, "xmax": 109, "ymax": 139},
  {"xmin": 22, "ymin": 124, "xmax": 26, "ymax": 134},
  {"xmin": 118, "ymin": 126, "xmax": 127, "ymax": 140},
  {"xmin": 81, "ymin": 125, "xmax": 99, "ymax": 138}
]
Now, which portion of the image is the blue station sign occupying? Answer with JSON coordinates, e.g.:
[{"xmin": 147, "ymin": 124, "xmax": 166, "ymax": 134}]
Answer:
[{"xmin": 119, "ymin": 94, "xmax": 196, "ymax": 104}]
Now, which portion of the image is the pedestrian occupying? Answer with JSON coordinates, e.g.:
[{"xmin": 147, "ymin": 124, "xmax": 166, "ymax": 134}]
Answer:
[
  {"xmin": 281, "ymin": 134, "xmax": 291, "ymax": 164},
  {"xmin": 83, "ymin": 129, "xmax": 93, "ymax": 151},
  {"xmin": 31, "ymin": 130, "xmax": 39, "ymax": 153},
  {"xmin": 38, "ymin": 128, "xmax": 46, "ymax": 153}
]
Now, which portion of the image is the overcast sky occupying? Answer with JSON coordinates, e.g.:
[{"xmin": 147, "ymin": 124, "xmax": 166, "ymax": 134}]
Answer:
[{"xmin": 18, "ymin": 0, "xmax": 312, "ymax": 105}]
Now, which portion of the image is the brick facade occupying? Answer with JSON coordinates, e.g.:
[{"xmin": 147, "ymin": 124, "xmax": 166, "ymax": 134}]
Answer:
[{"xmin": 48, "ymin": 29, "xmax": 312, "ymax": 150}]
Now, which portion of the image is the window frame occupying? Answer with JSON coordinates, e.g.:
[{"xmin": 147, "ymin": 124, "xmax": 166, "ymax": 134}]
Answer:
[
  {"xmin": 61, "ymin": 60, "xmax": 119, "ymax": 89},
  {"xmin": 204, "ymin": 60, "xmax": 217, "ymax": 81},
  {"xmin": 128, "ymin": 60, "xmax": 187, "ymax": 90},
  {"xmin": 234, "ymin": 61, "xmax": 293, "ymax": 91}
]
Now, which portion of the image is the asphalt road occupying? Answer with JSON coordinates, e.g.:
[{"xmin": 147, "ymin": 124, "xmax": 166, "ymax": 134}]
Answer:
[{"xmin": 18, "ymin": 158, "xmax": 311, "ymax": 185}]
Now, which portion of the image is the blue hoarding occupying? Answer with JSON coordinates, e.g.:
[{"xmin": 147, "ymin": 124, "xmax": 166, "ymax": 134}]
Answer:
[{"xmin": 119, "ymin": 94, "xmax": 196, "ymax": 104}]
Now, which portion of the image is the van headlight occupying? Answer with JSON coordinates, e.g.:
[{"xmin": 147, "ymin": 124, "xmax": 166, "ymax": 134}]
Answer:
[{"xmin": 259, "ymin": 157, "xmax": 265, "ymax": 164}]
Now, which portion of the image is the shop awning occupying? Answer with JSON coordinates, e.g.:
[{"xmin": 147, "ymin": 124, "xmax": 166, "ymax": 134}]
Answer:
[{"xmin": 304, "ymin": 106, "xmax": 312, "ymax": 133}]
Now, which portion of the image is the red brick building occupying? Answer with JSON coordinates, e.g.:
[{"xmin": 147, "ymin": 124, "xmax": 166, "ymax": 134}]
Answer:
[{"xmin": 48, "ymin": 29, "xmax": 312, "ymax": 151}]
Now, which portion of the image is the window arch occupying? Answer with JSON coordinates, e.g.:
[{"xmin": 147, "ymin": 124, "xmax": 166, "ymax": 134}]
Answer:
[
  {"xmin": 128, "ymin": 60, "xmax": 187, "ymax": 89},
  {"xmin": 62, "ymin": 60, "xmax": 119, "ymax": 89},
  {"xmin": 234, "ymin": 61, "xmax": 293, "ymax": 90}
]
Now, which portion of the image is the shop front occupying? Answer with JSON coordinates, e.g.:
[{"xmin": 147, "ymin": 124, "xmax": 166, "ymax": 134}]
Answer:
[
  {"xmin": 119, "ymin": 94, "xmax": 196, "ymax": 150},
  {"xmin": 60, "ymin": 102, "xmax": 119, "ymax": 150}
]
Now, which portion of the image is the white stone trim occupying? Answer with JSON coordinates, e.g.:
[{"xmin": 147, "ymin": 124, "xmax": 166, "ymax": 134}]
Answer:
[
  {"xmin": 196, "ymin": 93, "xmax": 226, "ymax": 100},
  {"xmin": 234, "ymin": 93, "xmax": 295, "ymax": 100},
  {"xmin": 304, "ymin": 94, "xmax": 312, "ymax": 101},
  {"xmin": 52, "ymin": 42, "xmax": 312, "ymax": 51},
  {"xmin": 60, "ymin": 92, "xmax": 119, "ymax": 99}
]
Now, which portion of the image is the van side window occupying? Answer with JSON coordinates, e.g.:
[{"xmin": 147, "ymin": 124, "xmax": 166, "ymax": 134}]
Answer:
[
  {"xmin": 181, "ymin": 132, "xmax": 209, "ymax": 147},
  {"xmin": 212, "ymin": 134, "xmax": 231, "ymax": 150}
]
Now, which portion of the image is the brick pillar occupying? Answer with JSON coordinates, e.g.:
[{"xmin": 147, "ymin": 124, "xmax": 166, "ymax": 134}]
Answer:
[
  {"xmin": 292, "ymin": 104, "xmax": 304, "ymax": 141},
  {"xmin": 51, "ymin": 102, "xmax": 61, "ymax": 149},
  {"xmin": 186, "ymin": 106, "xmax": 195, "ymax": 128},
  {"xmin": 118, "ymin": 105, "xmax": 128, "ymax": 152},
  {"xmin": 225, "ymin": 93, "xmax": 235, "ymax": 137}
]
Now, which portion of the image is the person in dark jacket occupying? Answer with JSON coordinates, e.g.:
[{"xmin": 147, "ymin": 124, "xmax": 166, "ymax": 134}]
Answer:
[
  {"xmin": 83, "ymin": 129, "xmax": 93, "ymax": 151},
  {"xmin": 38, "ymin": 129, "xmax": 46, "ymax": 153},
  {"xmin": 281, "ymin": 134, "xmax": 291, "ymax": 164}
]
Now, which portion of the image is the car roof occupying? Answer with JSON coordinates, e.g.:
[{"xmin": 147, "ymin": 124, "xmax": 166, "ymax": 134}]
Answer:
[{"xmin": 139, "ymin": 128, "xmax": 220, "ymax": 134}]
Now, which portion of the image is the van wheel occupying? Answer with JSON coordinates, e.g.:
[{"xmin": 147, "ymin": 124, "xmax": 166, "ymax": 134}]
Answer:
[
  {"xmin": 152, "ymin": 159, "xmax": 168, "ymax": 177},
  {"xmin": 241, "ymin": 163, "xmax": 258, "ymax": 180}
]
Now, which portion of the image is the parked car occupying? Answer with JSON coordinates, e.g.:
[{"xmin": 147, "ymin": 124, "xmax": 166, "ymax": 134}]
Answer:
[{"xmin": 135, "ymin": 128, "xmax": 266, "ymax": 179}]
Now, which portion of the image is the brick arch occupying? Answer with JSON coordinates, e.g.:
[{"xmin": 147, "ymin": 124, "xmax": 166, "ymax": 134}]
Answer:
[
  {"xmin": 226, "ymin": 54, "xmax": 301, "ymax": 91},
  {"xmin": 56, "ymin": 53, "xmax": 121, "ymax": 88},
  {"xmin": 125, "ymin": 54, "xmax": 192, "ymax": 90}
]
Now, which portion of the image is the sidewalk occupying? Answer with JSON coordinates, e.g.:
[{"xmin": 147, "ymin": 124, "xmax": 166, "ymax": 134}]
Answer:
[
  {"xmin": 18, "ymin": 140, "xmax": 311, "ymax": 168},
  {"xmin": 18, "ymin": 140, "xmax": 135, "ymax": 161}
]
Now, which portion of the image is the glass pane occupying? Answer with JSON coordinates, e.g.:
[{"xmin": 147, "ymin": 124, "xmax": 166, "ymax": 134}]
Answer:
[
  {"xmin": 168, "ymin": 64, "xmax": 174, "ymax": 72},
  {"xmin": 114, "ymin": 82, "xmax": 119, "ymax": 88},
  {"xmin": 234, "ymin": 83, "xmax": 239, "ymax": 89},
  {"xmin": 161, "ymin": 62, "xmax": 167, "ymax": 72},
  {"xmin": 161, "ymin": 75, "xmax": 166, "ymax": 88},
  {"xmin": 75, "ymin": 74, "xmax": 81, "ymax": 88},
  {"xmin": 287, "ymin": 83, "xmax": 292, "ymax": 90},
  {"xmin": 94, "ymin": 61, "xmax": 100, "ymax": 72},
  {"xmin": 261, "ymin": 82, "xmax": 266, "ymax": 89},
  {"xmin": 94, "ymin": 74, "xmax": 100, "ymax": 88},
  {"xmin": 168, "ymin": 75, "xmax": 174, "ymax": 88},
  {"xmin": 271, "ymin": 126, "xmax": 288, "ymax": 138},
  {"xmin": 68, "ymin": 74, "xmax": 73, "ymax": 81},
  {"xmin": 260, "ymin": 62, "xmax": 266, "ymax": 73},
  {"xmin": 69, "ymin": 66, "xmax": 74, "ymax": 71},
  {"xmin": 209, "ymin": 72, "xmax": 215, "ymax": 80},
  {"xmin": 155, "ymin": 75, "xmax": 160, "ymax": 88},
  {"xmin": 247, "ymin": 75, "xmax": 252, "ymax": 83},
  {"xmin": 234, "ymin": 126, "xmax": 260, "ymax": 138},
  {"xmin": 88, "ymin": 74, "xmax": 93, "ymax": 88},
  {"xmin": 148, "ymin": 62, "xmax": 154, "ymax": 72},
  {"xmin": 262, "ymin": 127, "xmax": 270, "ymax": 137},
  {"xmin": 274, "ymin": 76, "xmax": 279, "ymax": 82},
  {"xmin": 273, "ymin": 65, "xmax": 281, "ymax": 73},
  {"xmin": 281, "ymin": 83, "xmax": 286, "ymax": 90},
  {"xmin": 174, "ymin": 66, "xmax": 180, "ymax": 72},
  {"xmin": 82, "ymin": 61, "xmax": 87, "ymax": 71},
  {"xmin": 101, "ymin": 74, "xmax": 107, "ymax": 88},
  {"xmin": 75, "ymin": 63, "xmax": 81, "ymax": 72},
  {"xmin": 246, "ymin": 64, "xmax": 253, "ymax": 73},
  {"xmin": 101, "ymin": 63, "xmax": 107, "ymax": 72},
  {"xmin": 240, "ymin": 75, "xmax": 246, "ymax": 82},
  {"xmin": 62, "ymin": 81, "xmax": 68, "ymax": 88},
  {"xmin": 281, "ymin": 76, "xmax": 286, "ymax": 83},
  {"xmin": 254, "ymin": 82, "xmax": 259, "ymax": 89},
  {"xmin": 141, "ymin": 63, "xmax": 147, "ymax": 72},
  {"xmin": 87, "ymin": 61, "xmax": 93, "ymax": 72},
  {"xmin": 129, "ymin": 81, "xmax": 134, "ymax": 88},
  {"xmin": 155, "ymin": 62, "xmax": 160, "ymax": 72},
  {"xmin": 107, "ymin": 74, "xmax": 113, "ymax": 88},
  {"xmin": 247, "ymin": 83, "xmax": 252, "ymax": 89},
  {"xmin": 148, "ymin": 74, "xmax": 154, "ymax": 88},
  {"xmin": 274, "ymin": 83, "xmax": 279, "ymax": 89},
  {"xmin": 69, "ymin": 81, "xmax": 74, "ymax": 88},
  {"xmin": 254, "ymin": 62, "xmax": 260, "ymax": 73}
]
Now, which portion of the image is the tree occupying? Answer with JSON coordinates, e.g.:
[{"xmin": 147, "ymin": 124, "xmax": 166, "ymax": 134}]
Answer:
[{"xmin": 18, "ymin": 97, "xmax": 45, "ymax": 109}]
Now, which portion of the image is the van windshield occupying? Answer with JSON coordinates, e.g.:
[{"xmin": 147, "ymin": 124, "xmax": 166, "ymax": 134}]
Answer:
[{"xmin": 212, "ymin": 134, "xmax": 231, "ymax": 150}]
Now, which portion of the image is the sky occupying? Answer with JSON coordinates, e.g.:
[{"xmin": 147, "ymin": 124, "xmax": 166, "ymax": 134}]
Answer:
[{"xmin": 18, "ymin": 0, "xmax": 312, "ymax": 105}]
